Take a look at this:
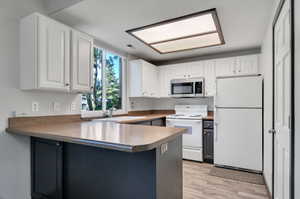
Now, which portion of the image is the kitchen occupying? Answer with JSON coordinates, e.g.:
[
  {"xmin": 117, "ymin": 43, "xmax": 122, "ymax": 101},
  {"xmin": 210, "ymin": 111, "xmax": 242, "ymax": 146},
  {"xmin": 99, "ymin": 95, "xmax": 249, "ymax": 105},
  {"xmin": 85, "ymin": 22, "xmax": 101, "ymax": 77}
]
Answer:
[{"xmin": 0, "ymin": 0, "xmax": 298, "ymax": 199}]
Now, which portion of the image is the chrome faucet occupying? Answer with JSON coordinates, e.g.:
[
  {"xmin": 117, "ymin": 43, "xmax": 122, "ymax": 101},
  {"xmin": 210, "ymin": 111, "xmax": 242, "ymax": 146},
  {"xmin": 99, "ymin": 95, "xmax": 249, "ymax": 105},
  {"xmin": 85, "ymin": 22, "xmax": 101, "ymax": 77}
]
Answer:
[{"xmin": 104, "ymin": 107, "xmax": 115, "ymax": 118}]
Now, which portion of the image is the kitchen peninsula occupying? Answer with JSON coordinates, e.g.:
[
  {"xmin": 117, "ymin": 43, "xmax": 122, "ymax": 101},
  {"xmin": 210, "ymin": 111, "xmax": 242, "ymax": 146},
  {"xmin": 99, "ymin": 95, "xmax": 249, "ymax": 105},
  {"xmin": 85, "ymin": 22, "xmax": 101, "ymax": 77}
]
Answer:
[{"xmin": 6, "ymin": 116, "xmax": 185, "ymax": 199}]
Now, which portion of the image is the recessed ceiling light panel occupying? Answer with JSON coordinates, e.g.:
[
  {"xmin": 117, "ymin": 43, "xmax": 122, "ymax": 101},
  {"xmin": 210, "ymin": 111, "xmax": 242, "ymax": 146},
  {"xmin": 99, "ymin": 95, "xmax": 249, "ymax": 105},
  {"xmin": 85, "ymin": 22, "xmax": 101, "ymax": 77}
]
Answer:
[{"xmin": 126, "ymin": 8, "xmax": 225, "ymax": 54}]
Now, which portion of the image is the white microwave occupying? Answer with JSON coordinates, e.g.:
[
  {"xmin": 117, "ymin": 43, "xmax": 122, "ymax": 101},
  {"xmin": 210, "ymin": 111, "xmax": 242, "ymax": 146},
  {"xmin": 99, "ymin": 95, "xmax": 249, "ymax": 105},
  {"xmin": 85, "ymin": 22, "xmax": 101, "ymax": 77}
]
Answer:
[{"xmin": 170, "ymin": 78, "xmax": 205, "ymax": 97}]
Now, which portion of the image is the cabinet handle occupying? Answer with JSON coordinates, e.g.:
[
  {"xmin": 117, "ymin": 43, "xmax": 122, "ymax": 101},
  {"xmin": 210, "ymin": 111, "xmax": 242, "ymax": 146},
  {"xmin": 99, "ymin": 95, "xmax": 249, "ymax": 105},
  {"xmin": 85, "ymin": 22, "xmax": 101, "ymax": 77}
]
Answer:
[
  {"xmin": 91, "ymin": 86, "xmax": 94, "ymax": 89},
  {"xmin": 65, "ymin": 83, "xmax": 70, "ymax": 86}
]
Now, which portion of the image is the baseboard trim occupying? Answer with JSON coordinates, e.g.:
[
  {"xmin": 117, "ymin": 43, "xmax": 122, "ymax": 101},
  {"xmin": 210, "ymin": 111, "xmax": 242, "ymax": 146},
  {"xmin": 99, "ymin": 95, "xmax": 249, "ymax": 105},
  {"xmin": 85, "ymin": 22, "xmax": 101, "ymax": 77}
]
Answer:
[
  {"xmin": 214, "ymin": 164, "xmax": 262, "ymax": 174},
  {"xmin": 263, "ymin": 173, "xmax": 272, "ymax": 199}
]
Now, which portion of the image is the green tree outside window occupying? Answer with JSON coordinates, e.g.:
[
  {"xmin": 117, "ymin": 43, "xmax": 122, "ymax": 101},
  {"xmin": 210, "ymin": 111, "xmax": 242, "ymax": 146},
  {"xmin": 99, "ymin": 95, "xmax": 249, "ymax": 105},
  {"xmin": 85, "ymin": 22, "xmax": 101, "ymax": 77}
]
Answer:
[{"xmin": 82, "ymin": 47, "xmax": 122, "ymax": 111}]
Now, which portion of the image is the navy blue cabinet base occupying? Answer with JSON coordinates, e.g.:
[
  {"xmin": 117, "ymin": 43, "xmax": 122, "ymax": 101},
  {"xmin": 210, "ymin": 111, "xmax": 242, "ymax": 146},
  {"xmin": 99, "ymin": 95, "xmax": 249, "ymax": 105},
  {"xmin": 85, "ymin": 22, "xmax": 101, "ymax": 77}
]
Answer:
[{"xmin": 31, "ymin": 137, "xmax": 183, "ymax": 199}]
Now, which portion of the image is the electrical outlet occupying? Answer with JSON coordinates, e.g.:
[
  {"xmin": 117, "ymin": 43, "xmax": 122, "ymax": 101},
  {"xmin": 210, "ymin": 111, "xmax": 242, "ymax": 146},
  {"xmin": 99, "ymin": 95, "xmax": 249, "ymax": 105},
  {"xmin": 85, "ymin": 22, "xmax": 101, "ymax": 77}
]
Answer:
[
  {"xmin": 160, "ymin": 143, "xmax": 168, "ymax": 155},
  {"xmin": 54, "ymin": 102, "xmax": 61, "ymax": 112},
  {"xmin": 71, "ymin": 102, "xmax": 76, "ymax": 112},
  {"xmin": 32, "ymin": 102, "xmax": 39, "ymax": 112}
]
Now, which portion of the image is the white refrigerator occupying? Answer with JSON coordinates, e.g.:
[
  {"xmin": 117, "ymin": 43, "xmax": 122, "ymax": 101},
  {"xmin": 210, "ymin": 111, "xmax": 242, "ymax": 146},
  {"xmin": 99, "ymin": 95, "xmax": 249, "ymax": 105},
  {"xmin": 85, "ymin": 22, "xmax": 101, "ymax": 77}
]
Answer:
[{"xmin": 214, "ymin": 75, "xmax": 262, "ymax": 172}]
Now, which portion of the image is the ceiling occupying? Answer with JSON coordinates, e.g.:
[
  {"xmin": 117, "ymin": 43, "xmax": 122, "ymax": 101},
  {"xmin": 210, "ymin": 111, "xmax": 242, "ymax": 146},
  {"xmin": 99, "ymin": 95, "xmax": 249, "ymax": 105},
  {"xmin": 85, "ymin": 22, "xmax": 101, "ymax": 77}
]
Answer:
[{"xmin": 52, "ymin": 0, "xmax": 274, "ymax": 62}]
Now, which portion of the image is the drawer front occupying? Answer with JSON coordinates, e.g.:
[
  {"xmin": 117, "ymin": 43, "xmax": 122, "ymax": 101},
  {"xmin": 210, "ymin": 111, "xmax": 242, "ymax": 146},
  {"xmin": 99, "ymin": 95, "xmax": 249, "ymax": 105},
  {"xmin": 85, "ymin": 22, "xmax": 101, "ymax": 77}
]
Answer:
[{"xmin": 203, "ymin": 120, "xmax": 214, "ymax": 129}]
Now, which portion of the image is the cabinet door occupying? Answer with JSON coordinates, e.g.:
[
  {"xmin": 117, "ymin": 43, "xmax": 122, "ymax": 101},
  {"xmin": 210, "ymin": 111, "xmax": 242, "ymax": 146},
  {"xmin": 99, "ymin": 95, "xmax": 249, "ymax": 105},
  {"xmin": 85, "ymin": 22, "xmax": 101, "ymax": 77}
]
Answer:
[
  {"xmin": 38, "ymin": 15, "xmax": 71, "ymax": 91},
  {"xmin": 129, "ymin": 60, "xmax": 143, "ymax": 97},
  {"xmin": 189, "ymin": 61, "xmax": 204, "ymax": 78},
  {"xmin": 151, "ymin": 66, "xmax": 159, "ymax": 97},
  {"xmin": 203, "ymin": 129, "xmax": 214, "ymax": 162},
  {"xmin": 141, "ymin": 61, "xmax": 153, "ymax": 97},
  {"xmin": 159, "ymin": 66, "xmax": 172, "ymax": 98},
  {"xmin": 171, "ymin": 63, "xmax": 189, "ymax": 79},
  {"xmin": 31, "ymin": 138, "xmax": 63, "ymax": 199},
  {"xmin": 215, "ymin": 58, "xmax": 236, "ymax": 77},
  {"xmin": 203, "ymin": 60, "xmax": 216, "ymax": 96},
  {"xmin": 235, "ymin": 55, "xmax": 259, "ymax": 75},
  {"xmin": 71, "ymin": 31, "xmax": 94, "ymax": 92}
]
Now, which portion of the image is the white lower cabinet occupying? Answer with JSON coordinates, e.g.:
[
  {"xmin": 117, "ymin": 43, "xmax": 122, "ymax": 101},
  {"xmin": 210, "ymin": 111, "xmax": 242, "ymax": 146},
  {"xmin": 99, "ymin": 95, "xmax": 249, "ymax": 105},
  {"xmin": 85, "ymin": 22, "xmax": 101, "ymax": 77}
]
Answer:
[
  {"xmin": 129, "ymin": 59, "xmax": 159, "ymax": 98},
  {"xmin": 20, "ymin": 13, "xmax": 93, "ymax": 93}
]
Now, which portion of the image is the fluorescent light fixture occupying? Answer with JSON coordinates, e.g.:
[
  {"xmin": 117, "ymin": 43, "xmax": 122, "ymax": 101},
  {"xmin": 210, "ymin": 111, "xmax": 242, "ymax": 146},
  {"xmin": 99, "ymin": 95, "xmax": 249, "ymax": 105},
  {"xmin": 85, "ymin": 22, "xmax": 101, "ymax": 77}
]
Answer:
[{"xmin": 126, "ymin": 9, "xmax": 225, "ymax": 54}]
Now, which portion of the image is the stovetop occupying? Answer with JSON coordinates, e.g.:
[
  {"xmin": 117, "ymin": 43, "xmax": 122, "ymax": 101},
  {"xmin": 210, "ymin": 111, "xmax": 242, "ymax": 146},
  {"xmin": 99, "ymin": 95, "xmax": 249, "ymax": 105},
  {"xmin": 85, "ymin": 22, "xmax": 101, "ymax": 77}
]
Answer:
[
  {"xmin": 166, "ymin": 114, "xmax": 204, "ymax": 120},
  {"xmin": 166, "ymin": 105, "xmax": 208, "ymax": 120}
]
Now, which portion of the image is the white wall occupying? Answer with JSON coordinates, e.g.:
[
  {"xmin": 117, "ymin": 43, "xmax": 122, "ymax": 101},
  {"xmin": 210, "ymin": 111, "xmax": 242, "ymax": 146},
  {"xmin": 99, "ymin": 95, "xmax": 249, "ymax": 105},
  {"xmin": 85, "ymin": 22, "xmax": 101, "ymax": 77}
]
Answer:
[
  {"xmin": 128, "ymin": 97, "xmax": 214, "ymax": 111},
  {"xmin": 0, "ymin": 1, "xmax": 81, "ymax": 199}
]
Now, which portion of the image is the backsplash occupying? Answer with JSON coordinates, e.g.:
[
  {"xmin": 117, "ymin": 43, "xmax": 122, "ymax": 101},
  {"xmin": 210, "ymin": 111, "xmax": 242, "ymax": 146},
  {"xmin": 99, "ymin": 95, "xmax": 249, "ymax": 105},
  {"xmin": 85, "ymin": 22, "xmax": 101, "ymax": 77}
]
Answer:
[{"xmin": 128, "ymin": 97, "xmax": 214, "ymax": 111}]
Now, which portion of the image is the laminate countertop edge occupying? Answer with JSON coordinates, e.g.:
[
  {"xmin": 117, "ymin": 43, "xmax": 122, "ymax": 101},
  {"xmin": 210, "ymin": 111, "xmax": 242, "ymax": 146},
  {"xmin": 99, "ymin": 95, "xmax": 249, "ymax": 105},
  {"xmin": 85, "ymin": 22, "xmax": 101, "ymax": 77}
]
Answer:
[{"xmin": 5, "ymin": 123, "xmax": 186, "ymax": 153}]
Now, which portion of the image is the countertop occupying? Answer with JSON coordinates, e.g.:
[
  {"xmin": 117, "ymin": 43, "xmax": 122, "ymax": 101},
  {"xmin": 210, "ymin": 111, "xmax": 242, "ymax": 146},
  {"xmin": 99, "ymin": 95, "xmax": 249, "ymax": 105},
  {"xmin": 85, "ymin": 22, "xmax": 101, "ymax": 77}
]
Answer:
[
  {"xmin": 6, "ymin": 120, "xmax": 186, "ymax": 152},
  {"xmin": 118, "ymin": 114, "xmax": 169, "ymax": 124}
]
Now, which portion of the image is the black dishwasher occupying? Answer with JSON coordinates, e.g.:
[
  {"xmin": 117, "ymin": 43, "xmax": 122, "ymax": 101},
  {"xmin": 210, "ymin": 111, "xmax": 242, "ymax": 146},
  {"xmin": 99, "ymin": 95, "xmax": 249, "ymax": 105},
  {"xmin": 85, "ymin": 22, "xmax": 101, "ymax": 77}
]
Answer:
[{"xmin": 203, "ymin": 120, "xmax": 214, "ymax": 163}]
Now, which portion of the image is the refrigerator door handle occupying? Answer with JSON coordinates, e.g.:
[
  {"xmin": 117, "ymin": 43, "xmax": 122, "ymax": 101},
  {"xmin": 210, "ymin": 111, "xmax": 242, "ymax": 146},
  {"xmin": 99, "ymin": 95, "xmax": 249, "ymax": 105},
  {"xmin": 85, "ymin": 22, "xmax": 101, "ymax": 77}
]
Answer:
[{"xmin": 214, "ymin": 122, "xmax": 218, "ymax": 142}]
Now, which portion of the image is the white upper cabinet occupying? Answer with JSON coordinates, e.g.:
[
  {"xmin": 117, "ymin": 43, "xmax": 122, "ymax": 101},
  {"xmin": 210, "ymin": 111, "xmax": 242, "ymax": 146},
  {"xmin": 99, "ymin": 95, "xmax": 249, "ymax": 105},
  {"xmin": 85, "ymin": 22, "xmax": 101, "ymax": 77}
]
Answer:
[
  {"xmin": 203, "ymin": 60, "xmax": 216, "ymax": 96},
  {"xmin": 129, "ymin": 59, "xmax": 159, "ymax": 98},
  {"xmin": 21, "ymin": 13, "xmax": 71, "ymax": 91},
  {"xmin": 156, "ymin": 54, "xmax": 259, "ymax": 98},
  {"xmin": 20, "ymin": 13, "xmax": 94, "ymax": 92},
  {"xmin": 71, "ymin": 30, "xmax": 94, "ymax": 93},
  {"xmin": 235, "ymin": 55, "xmax": 259, "ymax": 75},
  {"xmin": 215, "ymin": 55, "xmax": 259, "ymax": 77},
  {"xmin": 159, "ymin": 66, "xmax": 173, "ymax": 98},
  {"xmin": 215, "ymin": 57, "xmax": 236, "ymax": 77},
  {"xmin": 189, "ymin": 61, "xmax": 205, "ymax": 78}
]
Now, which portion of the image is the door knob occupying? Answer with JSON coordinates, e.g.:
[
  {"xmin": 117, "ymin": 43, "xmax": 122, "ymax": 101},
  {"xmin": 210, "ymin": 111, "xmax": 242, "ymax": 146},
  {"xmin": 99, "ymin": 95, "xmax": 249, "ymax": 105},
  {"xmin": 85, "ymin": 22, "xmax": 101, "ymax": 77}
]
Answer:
[{"xmin": 268, "ymin": 129, "xmax": 276, "ymax": 134}]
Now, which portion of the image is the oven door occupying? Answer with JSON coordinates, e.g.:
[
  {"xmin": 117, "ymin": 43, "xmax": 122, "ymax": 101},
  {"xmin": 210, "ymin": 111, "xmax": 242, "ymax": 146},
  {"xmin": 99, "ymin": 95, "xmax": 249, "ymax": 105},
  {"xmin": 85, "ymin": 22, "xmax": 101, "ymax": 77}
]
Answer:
[
  {"xmin": 171, "ymin": 81, "xmax": 194, "ymax": 97},
  {"xmin": 166, "ymin": 119, "xmax": 202, "ymax": 149}
]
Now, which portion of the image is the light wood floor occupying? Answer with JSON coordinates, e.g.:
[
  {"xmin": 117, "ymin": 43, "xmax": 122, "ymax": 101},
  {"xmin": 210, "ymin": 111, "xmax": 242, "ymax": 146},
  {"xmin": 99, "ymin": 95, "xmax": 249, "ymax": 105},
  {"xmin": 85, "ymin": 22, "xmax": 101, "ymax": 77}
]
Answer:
[{"xmin": 183, "ymin": 161, "xmax": 270, "ymax": 199}]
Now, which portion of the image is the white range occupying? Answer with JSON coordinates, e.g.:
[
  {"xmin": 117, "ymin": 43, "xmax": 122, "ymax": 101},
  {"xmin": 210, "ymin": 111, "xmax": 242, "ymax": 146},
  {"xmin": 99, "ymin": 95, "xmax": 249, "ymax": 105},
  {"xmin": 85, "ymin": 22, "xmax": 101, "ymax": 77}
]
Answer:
[{"xmin": 166, "ymin": 105, "xmax": 208, "ymax": 162}]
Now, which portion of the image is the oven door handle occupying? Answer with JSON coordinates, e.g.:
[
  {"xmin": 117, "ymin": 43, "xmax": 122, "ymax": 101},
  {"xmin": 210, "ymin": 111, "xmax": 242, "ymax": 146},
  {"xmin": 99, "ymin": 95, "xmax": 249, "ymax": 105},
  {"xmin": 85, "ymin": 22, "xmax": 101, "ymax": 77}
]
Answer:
[{"xmin": 166, "ymin": 119, "xmax": 202, "ymax": 123}]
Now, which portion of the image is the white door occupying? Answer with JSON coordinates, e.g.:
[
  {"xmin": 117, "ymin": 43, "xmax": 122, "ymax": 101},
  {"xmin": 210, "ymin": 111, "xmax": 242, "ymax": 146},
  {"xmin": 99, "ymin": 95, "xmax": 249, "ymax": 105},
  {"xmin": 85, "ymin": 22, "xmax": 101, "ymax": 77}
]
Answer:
[
  {"xmin": 214, "ymin": 108, "xmax": 262, "ymax": 171},
  {"xmin": 38, "ymin": 15, "xmax": 70, "ymax": 91},
  {"xmin": 71, "ymin": 30, "xmax": 93, "ymax": 92},
  {"xmin": 216, "ymin": 76, "xmax": 262, "ymax": 108},
  {"xmin": 273, "ymin": 1, "xmax": 291, "ymax": 198}
]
